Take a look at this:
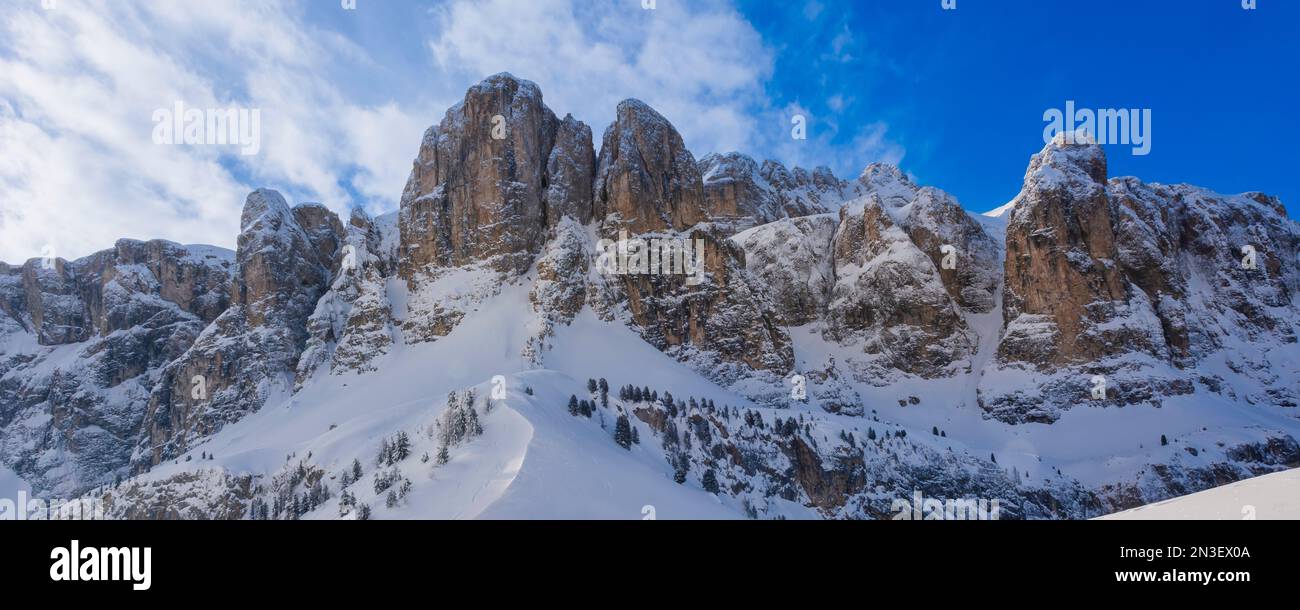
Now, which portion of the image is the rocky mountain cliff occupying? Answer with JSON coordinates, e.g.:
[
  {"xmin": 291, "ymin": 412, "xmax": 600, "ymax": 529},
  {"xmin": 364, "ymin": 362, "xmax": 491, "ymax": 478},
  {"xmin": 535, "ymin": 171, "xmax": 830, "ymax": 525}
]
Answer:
[
  {"xmin": 981, "ymin": 133, "xmax": 1300, "ymax": 425},
  {"xmin": 698, "ymin": 152, "xmax": 849, "ymax": 229},
  {"xmin": 2, "ymin": 74, "xmax": 1296, "ymax": 518},
  {"xmin": 1, "ymin": 240, "xmax": 233, "ymax": 495}
]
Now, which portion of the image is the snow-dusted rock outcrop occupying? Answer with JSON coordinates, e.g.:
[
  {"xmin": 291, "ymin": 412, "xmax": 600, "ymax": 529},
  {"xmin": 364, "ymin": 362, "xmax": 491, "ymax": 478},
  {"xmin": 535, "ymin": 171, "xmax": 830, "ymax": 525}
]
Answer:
[
  {"xmin": 136, "ymin": 190, "xmax": 343, "ymax": 468},
  {"xmin": 698, "ymin": 153, "xmax": 848, "ymax": 229},
  {"xmin": 3, "ymin": 74, "xmax": 1296, "ymax": 522},
  {"xmin": 731, "ymin": 214, "xmax": 838, "ymax": 326},
  {"xmin": 595, "ymin": 99, "xmax": 710, "ymax": 234},
  {"xmin": 732, "ymin": 163, "xmax": 1001, "ymax": 380},
  {"xmin": 590, "ymin": 102, "xmax": 794, "ymax": 383},
  {"xmin": 297, "ymin": 208, "xmax": 399, "ymax": 385},
  {"xmin": 399, "ymin": 73, "xmax": 560, "ymax": 279},
  {"xmin": 980, "ymin": 134, "xmax": 1300, "ymax": 424},
  {"xmin": 546, "ymin": 115, "xmax": 597, "ymax": 227},
  {"xmin": 0, "ymin": 240, "xmax": 233, "ymax": 495}
]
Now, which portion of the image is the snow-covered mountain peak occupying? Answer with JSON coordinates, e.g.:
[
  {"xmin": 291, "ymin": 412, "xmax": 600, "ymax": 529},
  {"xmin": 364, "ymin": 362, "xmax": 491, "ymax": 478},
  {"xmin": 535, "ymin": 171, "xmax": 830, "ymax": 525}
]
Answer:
[
  {"xmin": 3, "ymin": 74, "xmax": 1298, "ymax": 521},
  {"xmin": 982, "ymin": 199, "xmax": 1017, "ymax": 218}
]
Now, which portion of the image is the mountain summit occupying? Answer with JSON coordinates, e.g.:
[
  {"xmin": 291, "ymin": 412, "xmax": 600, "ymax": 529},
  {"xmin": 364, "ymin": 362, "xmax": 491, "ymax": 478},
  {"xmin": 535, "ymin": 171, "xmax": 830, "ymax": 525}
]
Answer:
[{"xmin": 2, "ymin": 75, "xmax": 1297, "ymax": 519}]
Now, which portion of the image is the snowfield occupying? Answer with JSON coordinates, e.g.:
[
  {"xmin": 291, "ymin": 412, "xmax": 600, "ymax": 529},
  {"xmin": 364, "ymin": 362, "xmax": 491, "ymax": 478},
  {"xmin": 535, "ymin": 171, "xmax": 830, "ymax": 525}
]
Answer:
[
  {"xmin": 0, "ymin": 463, "xmax": 30, "ymax": 500},
  {"xmin": 85, "ymin": 271, "xmax": 1298, "ymax": 520},
  {"xmin": 1099, "ymin": 468, "xmax": 1300, "ymax": 520},
  {"xmin": 3, "ymin": 73, "xmax": 1297, "ymax": 521},
  {"xmin": 120, "ymin": 285, "xmax": 749, "ymax": 519}
]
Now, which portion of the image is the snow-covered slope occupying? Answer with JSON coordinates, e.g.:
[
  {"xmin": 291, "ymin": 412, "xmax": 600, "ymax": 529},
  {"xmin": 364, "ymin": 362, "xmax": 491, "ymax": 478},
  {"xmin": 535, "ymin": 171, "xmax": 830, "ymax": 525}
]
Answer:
[
  {"xmin": 982, "ymin": 200, "xmax": 1017, "ymax": 218},
  {"xmin": 4, "ymin": 74, "xmax": 1298, "ymax": 520},
  {"xmin": 83, "ymin": 287, "xmax": 758, "ymax": 520},
  {"xmin": 0, "ymin": 463, "xmax": 30, "ymax": 499},
  {"xmin": 1099, "ymin": 468, "xmax": 1300, "ymax": 520}
]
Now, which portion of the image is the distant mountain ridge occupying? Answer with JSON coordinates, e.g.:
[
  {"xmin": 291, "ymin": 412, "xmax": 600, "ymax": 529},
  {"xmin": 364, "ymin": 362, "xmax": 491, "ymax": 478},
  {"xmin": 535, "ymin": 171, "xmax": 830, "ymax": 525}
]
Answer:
[{"xmin": 2, "ymin": 73, "xmax": 1296, "ymax": 519}]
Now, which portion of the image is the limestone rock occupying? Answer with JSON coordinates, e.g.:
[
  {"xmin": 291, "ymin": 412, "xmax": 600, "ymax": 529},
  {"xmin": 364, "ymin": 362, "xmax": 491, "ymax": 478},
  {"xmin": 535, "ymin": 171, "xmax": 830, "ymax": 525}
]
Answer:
[
  {"xmin": 594, "ymin": 99, "xmax": 708, "ymax": 234},
  {"xmin": 137, "ymin": 190, "xmax": 342, "ymax": 468},
  {"xmin": 399, "ymin": 73, "xmax": 559, "ymax": 278}
]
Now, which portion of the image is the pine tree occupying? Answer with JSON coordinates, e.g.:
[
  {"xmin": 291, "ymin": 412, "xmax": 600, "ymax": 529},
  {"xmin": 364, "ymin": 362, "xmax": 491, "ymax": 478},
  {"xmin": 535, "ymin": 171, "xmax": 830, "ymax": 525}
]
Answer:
[
  {"xmin": 631, "ymin": 427, "xmax": 640, "ymax": 445},
  {"xmin": 614, "ymin": 415, "xmax": 633, "ymax": 450},
  {"xmin": 588, "ymin": 379, "xmax": 598, "ymax": 394},
  {"xmin": 395, "ymin": 432, "xmax": 411, "ymax": 462},
  {"xmin": 351, "ymin": 458, "xmax": 363, "ymax": 482},
  {"xmin": 437, "ymin": 445, "xmax": 450, "ymax": 466},
  {"xmin": 1160, "ymin": 434, "xmax": 1168, "ymax": 446},
  {"xmin": 702, "ymin": 469, "xmax": 720, "ymax": 494},
  {"xmin": 378, "ymin": 438, "xmax": 391, "ymax": 466},
  {"xmin": 356, "ymin": 503, "xmax": 371, "ymax": 521},
  {"xmin": 466, "ymin": 407, "xmax": 483, "ymax": 437},
  {"xmin": 932, "ymin": 426, "xmax": 939, "ymax": 436},
  {"xmin": 568, "ymin": 395, "xmax": 580, "ymax": 416}
]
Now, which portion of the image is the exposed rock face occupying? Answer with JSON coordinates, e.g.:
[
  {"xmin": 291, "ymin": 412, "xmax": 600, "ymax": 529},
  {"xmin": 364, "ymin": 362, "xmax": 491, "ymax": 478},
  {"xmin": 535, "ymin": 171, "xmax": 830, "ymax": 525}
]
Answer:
[
  {"xmin": 5, "ymin": 73, "xmax": 1297, "ymax": 523},
  {"xmin": 0, "ymin": 241, "xmax": 233, "ymax": 496},
  {"xmin": 546, "ymin": 115, "xmax": 596, "ymax": 227},
  {"xmin": 1095, "ymin": 435, "xmax": 1300, "ymax": 514},
  {"xmin": 0, "ymin": 239, "xmax": 232, "ymax": 348},
  {"xmin": 1109, "ymin": 180, "xmax": 1300, "ymax": 365},
  {"xmin": 731, "ymin": 214, "xmax": 837, "ymax": 326},
  {"xmin": 399, "ymin": 73, "xmax": 559, "ymax": 278},
  {"xmin": 699, "ymin": 153, "xmax": 848, "ymax": 228},
  {"xmin": 136, "ymin": 190, "xmax": 343, "ymax": 468},
  {"xmin": 902, "ymin": 187, "xmax": 1002, "ymax": 313},
  {"xmin": 81, "ymin": 240, "xmax": 233, "ymax": 331},
  {"xmin": 588, "ymin": 103, "xmax": 794, "ymax": 386},
  {"xmin": 595, "ymin": 99, "xmax": 709, "ymax": 234},
  {"xmin": 92, "ymin": 469, "xmax": 257, "ymax": 520},
  {"xmin": 593, "ymin": 226, "xmax": 795, "ymax": 382},
  {"xmin": 524, "ymin": 219, "xmax": 592, "ymax": 365},
  {"xmin": 297, "ymin": 208, "xmax": 399, "ymax": 385},
  {"xmin": 390, "ymin": 78, "xmax": 802, "ymax": 381},
  {"xmin": 1000, "ymin": 135, "xmax": 1134, "ymax": 366},
  {"xmin": 828, "ymin": 194, "xmax": 975, "ymax": 379},
  {"xmin": 236, "ymin": 194, "xmax": 343, "ymax": 330},
  {"xmin": 731, "ymin": 163, "xmax": 999, "ymax": 380},
  {"xmin": 3, "ymin": 260, "xmax": 89, "ymax": 345},
  {"xmin": 980, "ymin": 134, "xmax": 1300, "ymax": 423}
]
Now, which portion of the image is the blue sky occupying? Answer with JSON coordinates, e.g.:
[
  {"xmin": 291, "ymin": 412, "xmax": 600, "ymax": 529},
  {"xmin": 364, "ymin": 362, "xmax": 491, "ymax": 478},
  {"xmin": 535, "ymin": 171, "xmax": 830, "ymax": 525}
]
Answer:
[
  {"xmin": 1, "ymin": 0, "xmax": 1296, "ymax": 261},
  {"xmin": 738, "ymin": 0, "xmax": 1300, "ymax": 213}
]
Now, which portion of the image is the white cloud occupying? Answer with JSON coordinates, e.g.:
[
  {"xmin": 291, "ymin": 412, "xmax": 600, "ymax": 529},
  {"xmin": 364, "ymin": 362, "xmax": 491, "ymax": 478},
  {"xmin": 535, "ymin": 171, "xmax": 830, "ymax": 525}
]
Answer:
[
  {"xmin": 425, "ymin": 0, "xmax": 906, "ymax": 180},
  {"xmin": 0, "ymin": 0, "xmax": 907, "ymax": 262},
  {"xmin": 767, "ymin": 101, "xmax": 905, "ymax": 178},
  {"xmin": 427, "ymin": 0, "xmax": 773, "ymax": 156},
  {"xmin": 0, "ymin": 0, "xmax": 426, "ymax": 262}
]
